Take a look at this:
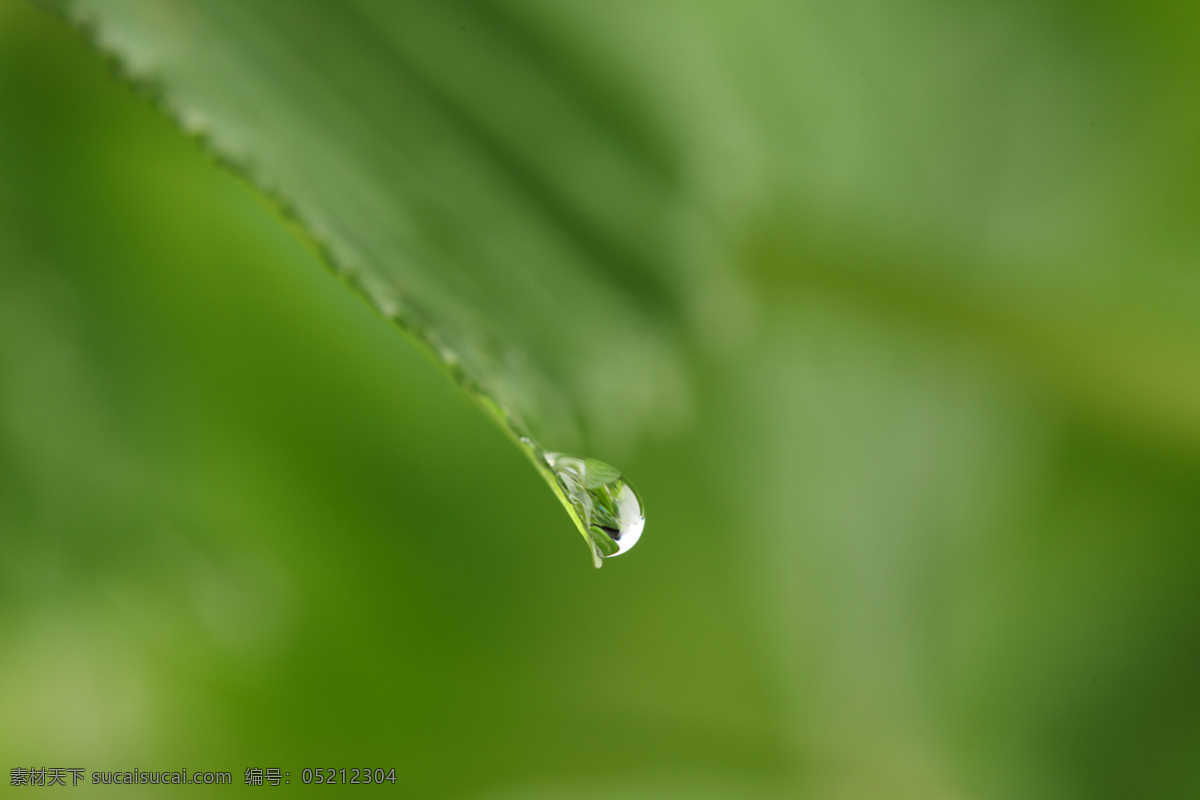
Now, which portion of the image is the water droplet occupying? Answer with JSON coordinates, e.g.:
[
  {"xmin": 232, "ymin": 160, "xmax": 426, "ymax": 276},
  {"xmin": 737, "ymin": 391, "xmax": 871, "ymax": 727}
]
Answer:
[{"xmin": 544, "ymin": 453, "xmax": 645, "ymax": 568}]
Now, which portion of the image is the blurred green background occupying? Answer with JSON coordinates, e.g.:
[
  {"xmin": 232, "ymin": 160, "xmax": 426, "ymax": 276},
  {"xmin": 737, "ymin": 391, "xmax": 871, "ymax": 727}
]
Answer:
[{"xmin": 2, "ymin": 1, "xmax": 1199, "ymax": 798}]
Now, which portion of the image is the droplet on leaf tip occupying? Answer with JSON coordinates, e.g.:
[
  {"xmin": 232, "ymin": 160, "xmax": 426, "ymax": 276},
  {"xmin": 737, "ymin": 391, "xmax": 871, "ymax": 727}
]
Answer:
[{"xmin": 544, "ymin": 452, "xmax": 645, "ymax": 568}]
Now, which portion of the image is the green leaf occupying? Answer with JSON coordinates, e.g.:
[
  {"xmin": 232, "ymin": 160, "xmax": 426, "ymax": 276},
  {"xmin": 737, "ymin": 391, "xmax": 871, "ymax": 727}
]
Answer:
[
  {"xmin": 31, "ymin": 0, "xmax": 721, "ymax": 561},
  {"xmin": 8, "ymin": 0, "xmax": 1200, "ymax": 795}
]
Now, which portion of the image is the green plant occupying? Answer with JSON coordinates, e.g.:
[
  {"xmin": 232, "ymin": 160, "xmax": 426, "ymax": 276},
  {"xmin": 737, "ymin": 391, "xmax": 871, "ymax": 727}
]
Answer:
[{"xmin": 4, "ymin": 1, "xmax": 1200, "ymax": 797}]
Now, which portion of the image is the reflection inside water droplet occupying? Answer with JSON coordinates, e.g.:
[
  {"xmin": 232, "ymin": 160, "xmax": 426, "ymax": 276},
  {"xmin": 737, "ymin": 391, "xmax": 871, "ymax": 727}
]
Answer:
[{"xmin": 544, "ymin": 453, "xmax": 645, "ymax": 568}]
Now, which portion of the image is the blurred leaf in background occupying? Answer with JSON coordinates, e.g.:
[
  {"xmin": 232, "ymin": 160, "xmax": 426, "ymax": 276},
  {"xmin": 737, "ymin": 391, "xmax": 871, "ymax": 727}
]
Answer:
[{"xmin": 3, "ymin": 1, "xmax": 1200, "ymax": 799}]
